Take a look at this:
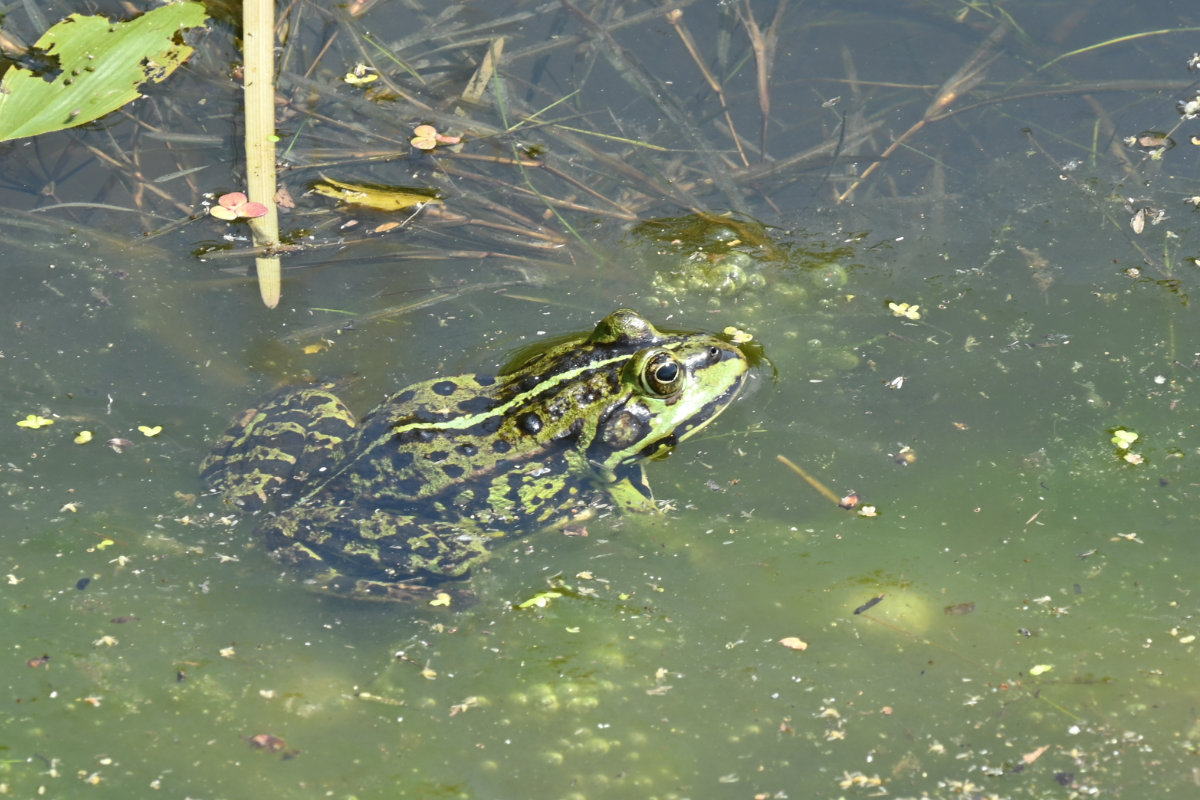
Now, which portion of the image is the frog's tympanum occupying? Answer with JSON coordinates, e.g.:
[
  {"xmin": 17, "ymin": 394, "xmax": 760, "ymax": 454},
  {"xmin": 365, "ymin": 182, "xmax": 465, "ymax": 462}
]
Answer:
[{"xmin": 201, "ymin": 309, "xmax": 751, "ymax": 601}]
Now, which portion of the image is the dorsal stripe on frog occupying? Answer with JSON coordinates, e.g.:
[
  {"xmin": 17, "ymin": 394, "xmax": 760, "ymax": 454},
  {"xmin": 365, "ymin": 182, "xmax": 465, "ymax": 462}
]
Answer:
[{"xmin": 309, "ymin": 346, "xmax": 677, "ymax": 497}]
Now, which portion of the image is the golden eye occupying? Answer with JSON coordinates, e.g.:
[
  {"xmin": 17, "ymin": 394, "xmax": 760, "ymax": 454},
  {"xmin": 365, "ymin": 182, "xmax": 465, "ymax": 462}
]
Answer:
[{"xmin": 639, "ymin": 350, "xmax": 683, "ymax": 396}]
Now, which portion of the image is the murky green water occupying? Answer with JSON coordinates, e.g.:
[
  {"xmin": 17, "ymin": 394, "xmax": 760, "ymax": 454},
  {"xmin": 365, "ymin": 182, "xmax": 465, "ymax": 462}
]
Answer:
[{"xmin": 4, "ymin": 1, "xmax": 1200, "ymax": 798}]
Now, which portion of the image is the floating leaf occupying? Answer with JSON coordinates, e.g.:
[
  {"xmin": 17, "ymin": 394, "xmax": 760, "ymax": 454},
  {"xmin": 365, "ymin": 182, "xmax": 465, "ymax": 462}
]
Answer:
[
  {"xmin": 723, "ymin": 326, "xmax": 754, "ymax": 344},
  {"xmin": 1110, "ymin": 428, "xmax": 1139, "ymax": 449},
  {"xmin": 16, "ymin": 414, "xmax": 54, "ymax": 429},
  {"xmin": 138, "ymin": 425, "xmax": 162, "ymax": 437},
  {"xmin": 210, "ymin": 191, "xmax": 269, "ymax": 220},
  {"xmin": 888, "ymin": 301, "xmax": 921, "ymax": 320},
  {"xmin": 0, "ymin": 3, "xmax": 209, "ymax": 142},
  {"xmin": 428, "ymin": 592, "xmax": 451, "ymax": 607},
  {"xmin": 517, "ymin": 590, "xmax": 563, "ymax": 609},
  {"xmin": 343, "ymin": 64, "xmax": 378, "ymax": 85},
  {"xmin": 1123, "ymin": 131, "xmax": 1174, "ymax": 152},
  {"xmin": 1029, "ymin": 663, "xmax": 1053, "ymax": 676},
  {"xmin": 75, "ymin": 430, "xmax": 93, "ymax": 444},
  {"xmin": 219, "ymin": 191, "xmax": 248, "ymax": 208},
  {"xmin": 311, "ymin": 175, "xmax": 443, "ymax": 211},
  {"xmin": 411, "ymin": 124, "xmax": 462, "ymax": 150},
  {"xmin": 247, "ymin": 733, "xmax": 287, "ymax": 752},
  {"xmin": 1130, "ymin": 207, "xmax": 1145, "ymax": 234},
  {"xmin": 779, "ymin": 637, "xmax": 809, "ymax": 651},
  {"xmin": 411, "ymin": 125, "xmax": 438, "ymax": 150}
]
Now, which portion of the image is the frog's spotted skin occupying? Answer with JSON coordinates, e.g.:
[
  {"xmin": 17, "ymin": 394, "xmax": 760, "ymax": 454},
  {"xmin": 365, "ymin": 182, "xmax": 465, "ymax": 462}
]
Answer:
[{"xmin": 201, "ymin": 309, "xmax": 751, "ymax": 601}]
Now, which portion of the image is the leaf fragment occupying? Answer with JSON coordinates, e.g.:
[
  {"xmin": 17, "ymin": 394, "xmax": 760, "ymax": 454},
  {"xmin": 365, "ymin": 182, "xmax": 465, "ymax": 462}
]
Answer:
[
  {"xmin": 1022, "ymin": 744, "xmax": 1051, "ymax": 764},
  {"xmin": 310, "ymin": 175, "xmax": 443, "ymax": 212}
]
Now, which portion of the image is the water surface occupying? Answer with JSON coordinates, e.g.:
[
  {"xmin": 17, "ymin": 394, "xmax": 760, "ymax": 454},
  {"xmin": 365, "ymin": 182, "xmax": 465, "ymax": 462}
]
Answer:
[{"xmin": 3, "ymin": 1, "xmax": 1200, "ymax": 797}]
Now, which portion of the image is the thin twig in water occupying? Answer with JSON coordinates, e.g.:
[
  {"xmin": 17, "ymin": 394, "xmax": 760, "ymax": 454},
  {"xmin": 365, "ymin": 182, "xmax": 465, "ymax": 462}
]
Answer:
[
  {"xmin": 666, "ymin": 9, "xmax": 749, "ymax": 167},
  {"xmin": 737, "ymin": 0, "xmax": 788, "ymax": 161},
  {"xmin": 837, "ymin": 23, "xmax": 1008, "ymax": 204},
  {"xmin": 559, "ymin": 0, "xmax": 745, "ymax": 211}
]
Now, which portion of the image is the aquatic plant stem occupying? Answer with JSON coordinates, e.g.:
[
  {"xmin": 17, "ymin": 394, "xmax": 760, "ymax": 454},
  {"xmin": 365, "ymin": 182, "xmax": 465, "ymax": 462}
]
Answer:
[
  {"xmin": 243, "ymin": 0, "xmax": 280, "ymax": 308},
  {"xmin": 776, "ymin": 454, "xmax": 842, "ymax": 506}
]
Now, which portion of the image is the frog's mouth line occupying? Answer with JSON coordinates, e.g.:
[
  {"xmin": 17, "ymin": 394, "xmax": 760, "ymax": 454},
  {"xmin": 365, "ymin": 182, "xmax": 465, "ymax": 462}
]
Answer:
[
  {"xmin": 731, "ymin": 361, "xmax": 769, "ymax": 405},
  {"xmin": 674, "ymin": 377, "xmax": 747, "ymax": 442}
]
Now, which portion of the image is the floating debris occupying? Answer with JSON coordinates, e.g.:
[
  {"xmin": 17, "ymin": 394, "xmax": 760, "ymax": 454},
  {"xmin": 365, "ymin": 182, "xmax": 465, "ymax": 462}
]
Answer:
[{"xmin": 854, "ymin": 594, "xmax": 885, "ymax": 615}]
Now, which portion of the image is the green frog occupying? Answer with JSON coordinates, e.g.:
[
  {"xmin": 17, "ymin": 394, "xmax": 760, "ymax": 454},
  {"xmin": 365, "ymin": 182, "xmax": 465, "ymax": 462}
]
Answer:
[{"xmin": 201, "ymin": 309, "xmax": 751, "ymax": 602}]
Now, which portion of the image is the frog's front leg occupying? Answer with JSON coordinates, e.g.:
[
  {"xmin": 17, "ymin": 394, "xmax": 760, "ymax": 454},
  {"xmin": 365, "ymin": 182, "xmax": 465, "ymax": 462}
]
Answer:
[
  {"xmin": 201, "ymin": 385, "xmax": 356, "ymax": 511},
  {"xmin": 602, "ymin": 462, "xmax": 660, "ymax": 514}
]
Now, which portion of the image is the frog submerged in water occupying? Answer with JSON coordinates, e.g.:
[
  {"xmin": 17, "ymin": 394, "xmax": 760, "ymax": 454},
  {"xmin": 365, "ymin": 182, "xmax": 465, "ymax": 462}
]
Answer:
[{"xmin": 201, "ymin": 309, "xmax": 751, "ymax": 601}]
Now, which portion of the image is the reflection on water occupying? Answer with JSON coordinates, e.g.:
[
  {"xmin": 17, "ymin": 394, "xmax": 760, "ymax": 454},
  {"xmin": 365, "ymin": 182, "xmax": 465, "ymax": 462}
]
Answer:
[{"xmin": 3, "ymin": 0, "xmax": 1200, "ymax": 797}]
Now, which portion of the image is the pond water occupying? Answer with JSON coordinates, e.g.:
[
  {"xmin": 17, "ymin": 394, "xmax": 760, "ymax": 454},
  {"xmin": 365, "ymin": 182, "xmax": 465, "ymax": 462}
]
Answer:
[{"xmin": 3, "ymin": 1, "xmax": 1200, "ymax": 798}]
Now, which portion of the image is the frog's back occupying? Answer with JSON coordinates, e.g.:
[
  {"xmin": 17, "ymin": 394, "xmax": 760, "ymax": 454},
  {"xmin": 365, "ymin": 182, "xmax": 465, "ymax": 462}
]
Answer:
[{"xmin": 313, "ymin": 367, "xmax": 619, "ymax": 527}]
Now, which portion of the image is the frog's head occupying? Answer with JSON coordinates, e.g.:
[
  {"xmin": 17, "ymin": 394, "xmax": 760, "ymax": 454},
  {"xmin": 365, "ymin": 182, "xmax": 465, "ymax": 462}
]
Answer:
[
  {"xmin": 582, "ymin": 309, "xmax": 750, "ymax": 470},
  {"xmin": 495, "ymin": 309, "xmax": 752, "ymax": 473}
]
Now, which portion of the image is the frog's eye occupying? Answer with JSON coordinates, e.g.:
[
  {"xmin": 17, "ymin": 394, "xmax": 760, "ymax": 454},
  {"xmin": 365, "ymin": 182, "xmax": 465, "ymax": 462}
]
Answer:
[{"xmin": 637, "ymin": 349, "xmax": 684, "ymax": 397}]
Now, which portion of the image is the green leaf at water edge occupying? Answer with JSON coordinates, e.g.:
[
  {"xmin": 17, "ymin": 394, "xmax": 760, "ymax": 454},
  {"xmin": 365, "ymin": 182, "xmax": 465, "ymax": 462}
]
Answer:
[{"xmin": 0, "ymin": 2, "xmax": 209, "ymax": 142}]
